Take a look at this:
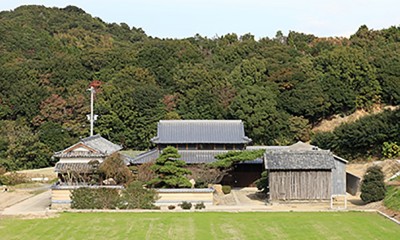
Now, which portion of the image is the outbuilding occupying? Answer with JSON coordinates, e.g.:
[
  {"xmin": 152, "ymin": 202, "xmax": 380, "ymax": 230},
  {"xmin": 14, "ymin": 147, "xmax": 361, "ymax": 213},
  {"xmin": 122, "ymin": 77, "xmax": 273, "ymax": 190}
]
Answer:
[{"xmin": 265, "ymin": 142, "xmax": 347, "ymax": 201}]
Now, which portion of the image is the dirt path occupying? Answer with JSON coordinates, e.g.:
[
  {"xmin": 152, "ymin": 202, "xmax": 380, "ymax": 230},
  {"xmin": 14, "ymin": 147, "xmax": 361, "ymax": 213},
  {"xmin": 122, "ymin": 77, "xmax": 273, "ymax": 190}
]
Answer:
[
  {"xmin": 0, "ymin": 192, "xmax": 32, "ymax": 210},
  {"xmin": 1, "ymin": 190, "xmax": 51, "ymax": 216}
]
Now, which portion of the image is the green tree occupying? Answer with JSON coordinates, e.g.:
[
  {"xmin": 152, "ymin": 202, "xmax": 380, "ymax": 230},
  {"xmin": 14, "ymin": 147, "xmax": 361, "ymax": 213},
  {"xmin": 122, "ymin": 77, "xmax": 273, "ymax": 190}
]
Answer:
[
  {"xmin": 360, "ymin": 166, "xmax": 386, "ymax": 203},
  {"xmin": 229, "ymin": 85, "xmax": 290, "ymax": 144},
  {"xmin": 148, "ymin": 146, "xmax": 191, "ymax": 188}
]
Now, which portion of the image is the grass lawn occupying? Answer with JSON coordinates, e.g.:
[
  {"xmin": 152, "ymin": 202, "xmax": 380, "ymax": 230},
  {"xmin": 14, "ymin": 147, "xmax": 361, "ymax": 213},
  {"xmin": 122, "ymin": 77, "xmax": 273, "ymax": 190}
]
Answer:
[
  {"xmin": 384, "ymin": 186, "xmax": 400, "ymax": 211},
  {"xmin": 0, "ymin": 212, "xmax": 398, "ymax": 240}
]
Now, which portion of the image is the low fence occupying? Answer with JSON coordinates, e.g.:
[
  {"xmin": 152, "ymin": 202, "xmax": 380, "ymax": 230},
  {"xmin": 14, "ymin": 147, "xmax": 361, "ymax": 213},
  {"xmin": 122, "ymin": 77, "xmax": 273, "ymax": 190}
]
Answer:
[{"xmin": 51, "ymin": 185, "xmax": 215, "ymax": 209}]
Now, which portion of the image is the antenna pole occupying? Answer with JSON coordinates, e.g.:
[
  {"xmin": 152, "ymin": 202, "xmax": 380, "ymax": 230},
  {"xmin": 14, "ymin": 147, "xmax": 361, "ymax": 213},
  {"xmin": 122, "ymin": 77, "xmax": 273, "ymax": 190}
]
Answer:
[{"xmin": 89, "ymin": 86, "xmax": 95, "ymax": 136}]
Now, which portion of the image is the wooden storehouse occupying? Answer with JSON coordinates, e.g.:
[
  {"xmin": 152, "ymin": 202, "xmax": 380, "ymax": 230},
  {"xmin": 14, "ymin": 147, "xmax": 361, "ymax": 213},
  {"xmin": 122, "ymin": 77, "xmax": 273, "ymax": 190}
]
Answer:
[{"xmin": 265, "ymin": 142, "xmax": 347, "ymax": 201}]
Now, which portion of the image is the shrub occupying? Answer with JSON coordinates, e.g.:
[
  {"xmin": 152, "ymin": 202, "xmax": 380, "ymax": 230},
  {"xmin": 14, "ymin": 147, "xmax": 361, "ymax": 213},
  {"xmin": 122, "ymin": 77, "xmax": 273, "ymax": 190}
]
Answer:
[
  {"xmin": 0, "ymin": 172, "xmax": 30, "ymax": 186},
  {"xmin": 222, "ymin": 185, "xmax": 231, "ymax": 194},
  {"xmin": 179, "ymin": 201, "xmax": 192, "ymax": 210},
  {"xmin": 255, "ymin": 171, "xmax": 268, "ymax": 194},
  {"xmin": 187, "ymin": 164, "xmax": 226, "ymax": 187},
  {"xmin": 120, "ymin": 181, "xmax": 158, "ymax": 209},
  {"xmin": 360, "ymin": 166, "xmax": 386, "ymax": 203},
  {"xmin": 71, "ymin": 187, "xmax": 121, "ymax": 209},
  {"xmin": 168, "ymin": 205, "xmax": 176, "ymax": 210},
  {"xmin": 99, "ymin": 153, "xmax": 133, "ymax": 185},
  {"xmin": 0, "ymin": 167, "xmax": 6, "ymax": 175},
  {"xmin": 382, "ymin": 142, "xmax": 400, "ymax": 159},
  {"xmin": 194, "ymin": 202, "xmax": 206, "ymax": 210},
  {"xmin": 135, "ymin": 161, "xmax": 157, "ymax": 183}
]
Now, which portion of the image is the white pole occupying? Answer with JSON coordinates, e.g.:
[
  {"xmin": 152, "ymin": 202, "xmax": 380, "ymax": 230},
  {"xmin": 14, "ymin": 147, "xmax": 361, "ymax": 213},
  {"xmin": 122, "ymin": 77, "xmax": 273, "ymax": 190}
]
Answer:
[{"xmin": 90, "ymin": 86, "xmax": 94, "ymax": 136}]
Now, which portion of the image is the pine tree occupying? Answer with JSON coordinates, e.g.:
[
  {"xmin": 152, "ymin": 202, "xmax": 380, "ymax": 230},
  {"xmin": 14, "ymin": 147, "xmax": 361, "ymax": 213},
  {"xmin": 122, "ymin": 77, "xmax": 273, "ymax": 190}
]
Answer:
[{"xmin": 148, "ymin": 146, "xmax": 191, "ymax": 188}]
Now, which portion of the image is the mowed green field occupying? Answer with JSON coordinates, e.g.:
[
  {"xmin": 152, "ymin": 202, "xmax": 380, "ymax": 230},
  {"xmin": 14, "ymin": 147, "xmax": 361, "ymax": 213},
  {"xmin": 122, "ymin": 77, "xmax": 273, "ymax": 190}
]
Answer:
[{"xmin": 0, "ymin": 212, "xmax": 398, "ymax": 240}]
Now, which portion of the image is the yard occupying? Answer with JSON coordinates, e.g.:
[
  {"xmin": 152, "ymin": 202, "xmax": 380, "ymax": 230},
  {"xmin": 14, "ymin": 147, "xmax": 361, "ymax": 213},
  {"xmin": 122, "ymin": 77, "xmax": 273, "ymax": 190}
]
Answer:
[{"xmin": 0, "ymin": 212, "xmax": 398, "ymax": 240}]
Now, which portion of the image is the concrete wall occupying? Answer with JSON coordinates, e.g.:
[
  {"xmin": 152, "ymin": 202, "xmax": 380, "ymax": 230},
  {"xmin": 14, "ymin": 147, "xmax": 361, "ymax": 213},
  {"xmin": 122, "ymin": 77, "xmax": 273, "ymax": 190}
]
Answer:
[
  {"xmin": 331, "ymin": 158, "xmax": 347, "ymax": 195},
  {"xmin": 51, "ymin": 189, "xmax": 72, "ymax": 210},
  {"xmin": 155, "ymin": 189, "xmax": 214, "ymax": 206}
]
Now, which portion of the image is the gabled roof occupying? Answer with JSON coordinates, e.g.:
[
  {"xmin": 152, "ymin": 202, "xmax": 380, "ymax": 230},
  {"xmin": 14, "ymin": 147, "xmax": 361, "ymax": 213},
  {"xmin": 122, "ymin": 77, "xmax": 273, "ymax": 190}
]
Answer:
[
  {"xmin": 80, "ymin": 134, "xmax": 122, "ymax": 154},
  {"xmin": 151, "ymin": 120, "xmax": 252, "ymax": 144},
  {"xmin": 131, "ymin": 149, "xmax": 253, "ymax": 164},
  {"xmin": 54, "ymin": 135, "xmax": 122, "ymax": 158},
  {"xmin": 265, "ymin": 150, "xmax": 335, "ymax": 170},
  {"xmin": 130, "ymin": 149, "xmax": 159, "ymax": 164}
]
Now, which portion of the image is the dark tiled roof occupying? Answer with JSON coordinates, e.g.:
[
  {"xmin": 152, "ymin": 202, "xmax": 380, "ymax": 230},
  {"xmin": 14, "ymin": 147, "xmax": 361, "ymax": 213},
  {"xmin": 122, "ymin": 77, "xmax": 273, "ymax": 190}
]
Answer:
[
  {"xmin": 80, "ymin": 134, "xmax": 122, "ymax": 154},
  {"xmin": 151, "ymin": 120, "xmax": 252, "ymax": 144},
  {"xmin": 131, "ymin": 149, "xmax": 235, "ymax": 164},
  {"xmin": 177, "ymin": 150, "xmax": 229, "ymax": 164},
  {"xmin": 265, "ymin": 150, "xmax": 335, "ymax": 170},
  {"xmin": 53, "ymin": 135, "xmax": 122, "ymax": 158},
  {"xmin": 54, "ymin": 162, "xmax": 97, "ymax": 173},
  {"xmin": 131, "ymin": 149, "xmax": 263, "ymax": 164},
  {"xmin": 129, "ymin": 149, "xmax": 159, "ymax": 164},
  {"xmin": 53, "ymin": 151, "xmax": 107, "ymax": 158}
]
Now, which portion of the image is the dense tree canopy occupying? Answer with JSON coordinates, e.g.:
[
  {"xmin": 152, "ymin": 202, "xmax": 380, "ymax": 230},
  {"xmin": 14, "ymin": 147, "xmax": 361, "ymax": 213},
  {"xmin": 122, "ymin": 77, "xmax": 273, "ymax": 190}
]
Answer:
[{"xmin": 0, "ymin": 5, "xmax": 399, "ymax": 169}]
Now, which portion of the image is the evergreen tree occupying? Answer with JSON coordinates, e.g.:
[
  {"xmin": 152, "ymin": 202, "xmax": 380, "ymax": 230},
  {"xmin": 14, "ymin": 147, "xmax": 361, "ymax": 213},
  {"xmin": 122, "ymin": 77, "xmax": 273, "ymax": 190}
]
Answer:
[
  {"xmin": 360, "ymin": 166, "xmax": 386, "ymax": 203},
  {"xmin": 148, "ymin": 146, "xmax": 191, "ymax": 188}
]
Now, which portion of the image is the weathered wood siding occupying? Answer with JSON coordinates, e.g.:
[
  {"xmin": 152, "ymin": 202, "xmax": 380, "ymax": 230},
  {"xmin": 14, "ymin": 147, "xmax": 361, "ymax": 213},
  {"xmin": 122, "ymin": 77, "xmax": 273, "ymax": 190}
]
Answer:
[
  {"xmin": 269, "ymin": 170, "xmax": 332, "ymax": 200},
  {"xmin": 332, "ymin": 159, "xmax": 346, "ymax": 195}
]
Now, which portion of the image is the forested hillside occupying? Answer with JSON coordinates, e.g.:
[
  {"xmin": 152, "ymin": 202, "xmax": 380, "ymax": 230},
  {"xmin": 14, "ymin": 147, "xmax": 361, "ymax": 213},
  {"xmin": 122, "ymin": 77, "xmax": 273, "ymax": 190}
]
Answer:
[{"xmin": 0, "ymin": 5, "xmax": 399, "ymax": 169}]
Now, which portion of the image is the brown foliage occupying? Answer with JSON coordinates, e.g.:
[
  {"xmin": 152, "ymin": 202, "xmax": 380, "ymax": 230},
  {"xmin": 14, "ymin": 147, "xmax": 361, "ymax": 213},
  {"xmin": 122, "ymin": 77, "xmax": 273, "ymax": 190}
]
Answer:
[
  {"xmin": 187, "ymin": 164, "xmax": 227, "ymax": 187},
  {"xmin": 135, "ymin": 161, "xmax": 157, "ymax": 183},
  {"xmin": 163, "ymin": 94, "xmax": 178, "ymax": 112},
  {"xmin": 99, "ymin": 153, "xmax": 133, "ymax": 185}
]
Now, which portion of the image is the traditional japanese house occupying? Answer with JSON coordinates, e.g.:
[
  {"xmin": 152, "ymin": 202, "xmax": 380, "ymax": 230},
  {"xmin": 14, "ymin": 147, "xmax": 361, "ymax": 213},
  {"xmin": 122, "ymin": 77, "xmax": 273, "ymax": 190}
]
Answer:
[
  {"xmin": 131, "ymin": 120, "xmax": 263, "ymax": 187},
  {"xmin": 53, "ymin": 134, "xmax": 124, "ymax": 183}
]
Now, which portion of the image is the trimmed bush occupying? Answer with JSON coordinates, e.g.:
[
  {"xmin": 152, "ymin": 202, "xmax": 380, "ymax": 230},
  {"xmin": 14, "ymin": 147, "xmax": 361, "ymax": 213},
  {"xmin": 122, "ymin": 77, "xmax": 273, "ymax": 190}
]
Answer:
[
  {"xmin": 194, "ymin": 202, "xmax": 206, "ymax": 210},
  {"xmin": 179, "ymin": 201, "xmax": 192, "ymax": 210},
  {"xmin": 222, "ymin": 185, "xmax": 231, "ymax": 194},
  {"xmin": 168, "ymin": 205, "xmax": 176, "ymax": 210},
  {"xmin": 360, "ymin": 166, "xmax": 386, "ymax": 203},
  {"xmin": 71, "ymin": 187, "xmax": 121, "ymax": 209},
  {"xmin": 120, "ymin": 181, "xmax": 158, "ymax": 209},
  {"xmin": 71, "ymin": 181, "xmax": 159, "ymax": 210}
]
